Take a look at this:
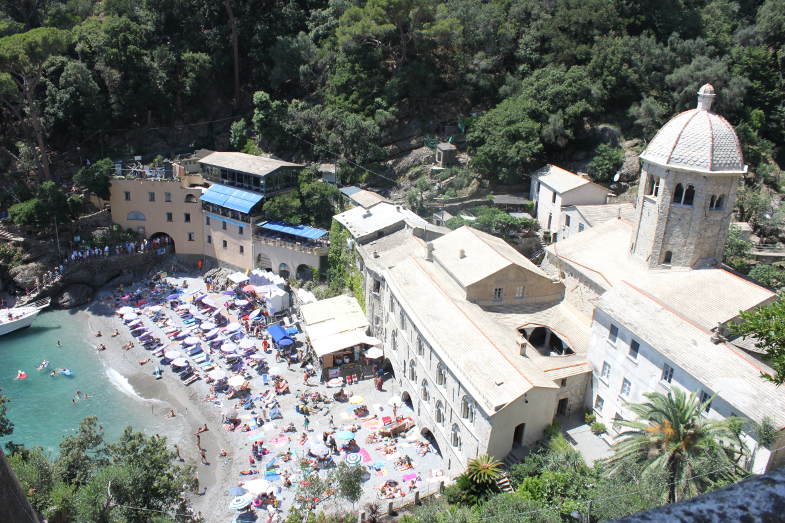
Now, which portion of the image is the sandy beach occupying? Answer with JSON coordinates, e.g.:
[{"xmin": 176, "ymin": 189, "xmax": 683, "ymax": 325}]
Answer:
[{"xmin": 80, "ymin": 276, "xmax": 240, "ymax": 522}]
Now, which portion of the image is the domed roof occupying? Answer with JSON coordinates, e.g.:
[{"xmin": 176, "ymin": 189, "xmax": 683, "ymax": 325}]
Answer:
[{"xmin": 640, "ymin": 84, "xmax": 746, "ymax": 174}]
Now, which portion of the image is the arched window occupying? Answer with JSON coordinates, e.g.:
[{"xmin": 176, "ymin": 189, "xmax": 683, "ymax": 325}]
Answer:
[
  {"xmin": 417, "ymin": 338, "xmax": 424, "ymax": 356},
  {"xmin": 683, "ymin": 185, "xmax": 695, "ymax": 206},
  {"xmin": 127, "ymin": 211, "xmax": 146, "ymax": 221},
  {"xmin": 672, "ymin": 184, "xmax": 684, "ymax": 203},
  {"xmin": 645, "ymin": 174, "xmax": 660, "ymax": 197},
  {"xmin": 436, "ymin": 364, "xmax": 446, "ymax": 386},
  {"xmin": 409, "ymin": 359, "xmax": 416, "ymax": 382},
  {"xmin": 390, "ymin": 331, "xmax": 397, "ymax": 351},
  {"xmin": 461, "ymin": 396, "xmax": 475, "ymax": 422},
  {"xmin": 710, "ymin": 195, "xmax": 724, "ymax": 210},
  {"xmin": 184, "ymin": 194, "xmax": 197, "ymax": 203},
  {"xmin": 421, "ymin": 379, "xmax": 430, "ymax": 402},
  {"xmin": 435, "ymin": 401, "xmax": 444, "ymax": 424},
  {"xmin": 451, "ymin": 424, "xmax": 461, "ymax": 448},
  {"xmin": 663, "ymin": 251, "xmax": 673, "ymax": 265}
]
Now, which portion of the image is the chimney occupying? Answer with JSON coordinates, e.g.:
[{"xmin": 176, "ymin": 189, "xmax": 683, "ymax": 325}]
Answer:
[
  {"xmin": 425, "ymin": 243, "xmax": 434, "ymax": 261},
  {"xmin": 396, "ymin": 205, "xmax": 401, "ymax": 213},
  {"xmin": 373, "ymin": 250, "xmax": 379, "ymax": 258},
  {"xmin": 459, "ymin": 248, "xmax": 466, "ymax": 259}
]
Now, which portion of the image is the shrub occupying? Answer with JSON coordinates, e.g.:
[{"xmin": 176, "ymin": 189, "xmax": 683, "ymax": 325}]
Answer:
[
  {"xmin": 584, "ymin": 411, "xmax": 596, "ymax": 424},
  {"xmin": 591, "ymin": 422, "xmax": 607, "ymax": 434}
]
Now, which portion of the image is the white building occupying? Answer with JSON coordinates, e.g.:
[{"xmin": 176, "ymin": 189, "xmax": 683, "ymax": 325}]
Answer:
[
  {"xmin": 529, "ymin": 164, "xmax": 609, "ymax": 241},
  {"xmin": 544, "ymin": 84, "xmax": 785, "ymax": 472},
  {"xmin": 561, "ymin": 202, "xmax": 634, "ymax": 241}
]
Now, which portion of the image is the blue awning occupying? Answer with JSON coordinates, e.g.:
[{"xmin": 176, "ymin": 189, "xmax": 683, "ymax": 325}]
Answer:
[
  {"xmin": 257, "ymin": 221, "xmax": 328, "ymax": 240},
  {"xmin": 199, "ymin": 184, "xmax": 263, "ymax": 214},
  {"xmin": 267, "ymin": 324, "xmax": 294, "ymax": 346}
]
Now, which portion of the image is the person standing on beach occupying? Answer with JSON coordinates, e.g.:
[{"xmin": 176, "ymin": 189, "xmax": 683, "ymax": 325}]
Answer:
[
  {"xmin": 199, "ymin": 448, "xmax": 208, "ymax": 465},
  {"xmin": 303, "ymin": 416, "xmax": 310, "ymax": 432},
  {"xmin": 174, "ymin": 444, "xmax": 183, "ymax": 462}
]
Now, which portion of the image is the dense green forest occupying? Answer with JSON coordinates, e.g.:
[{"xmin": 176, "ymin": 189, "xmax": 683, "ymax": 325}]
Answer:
[{"xmin": 0, "ymin": 0, "xmax": 784, "ymax": 195}]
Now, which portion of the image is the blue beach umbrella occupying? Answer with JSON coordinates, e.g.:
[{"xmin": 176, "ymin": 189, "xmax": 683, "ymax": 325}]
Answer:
[{"xmin": 335, "ymin": 430, "xmax": 355, "ymax": 441}]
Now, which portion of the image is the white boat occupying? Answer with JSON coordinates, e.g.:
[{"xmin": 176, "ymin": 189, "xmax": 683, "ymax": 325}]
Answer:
[{"xmin": 0, "ymin": 298, "xmax": 50, "ymax": 336}]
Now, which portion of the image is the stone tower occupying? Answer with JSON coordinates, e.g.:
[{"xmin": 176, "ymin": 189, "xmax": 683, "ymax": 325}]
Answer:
[{"xmin": 629, "ymin": 84, "xmax": 747, "ymax": 269}]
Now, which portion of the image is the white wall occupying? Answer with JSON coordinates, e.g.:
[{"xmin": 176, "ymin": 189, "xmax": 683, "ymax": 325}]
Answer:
[
  {"xmin": 535, "ymin": 182, "xmax": 562, "ymax": 234},
  {"xmin": 561, "ymin": 208, "xmax": 588, "ymax": 241},
  {"xmin": 587, "ymin": 308, "xmax": 774, "ymax": 473}
]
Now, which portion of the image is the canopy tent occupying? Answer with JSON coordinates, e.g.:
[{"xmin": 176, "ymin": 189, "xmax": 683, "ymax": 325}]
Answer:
[
  {"xmin": 310, "ymin": 330, "xmax": 381, "ymax": 358},
  {"xmin": 257, "ymin": 220, "xmax": 328, "ymax": 240},
  {"xmin": 267, "ymin": 324, "xmax": 294, "ymax": 347},
  {"xmin": 228, "ymin": 272, "xmax": 249, "ymax": 284},
  {"xmin": 254, "ymin": 285, "xmax": 288, "ymax": 312},
  {"xmin": 364, "ymin": 346, "xmax": 384, "ymax": 359},
  {"xmin": 248, "ymin": 269, "xmax": 287, "ymax": 288}
]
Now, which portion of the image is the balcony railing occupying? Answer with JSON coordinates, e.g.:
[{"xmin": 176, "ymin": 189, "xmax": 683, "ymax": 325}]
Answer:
[{"xmin": 254, "ymin": 233, "xmax": 329, "ymax": 256}]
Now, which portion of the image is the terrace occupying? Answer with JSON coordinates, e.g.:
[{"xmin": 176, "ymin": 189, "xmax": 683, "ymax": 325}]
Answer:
[{"xmin": 254, "ymin": 221, "xmax": 330, "ymax": 256}]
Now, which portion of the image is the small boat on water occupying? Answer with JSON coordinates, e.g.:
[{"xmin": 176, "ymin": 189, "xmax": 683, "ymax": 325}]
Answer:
[
  {"xmin": 0, "ymin": 298, "xmax": 50, "ymax": 337},
  {"xmin": 37, "ymin": 360, "xmax": 50, "ymax": 370},
  {"xmin": 59, "ymin": 368, "xmax": 74, "ymax": 376}
]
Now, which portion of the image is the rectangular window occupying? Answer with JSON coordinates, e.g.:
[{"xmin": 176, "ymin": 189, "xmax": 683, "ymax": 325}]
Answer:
[
  {"xmin": 609, "ymin": 324, "xmax": 619, "ymax": 343},
  {"xmin": 184, "ymin": 213, "xmax": 191, "ymax": 223},
  {"xmin": 238, "ymin": 225, "xmax": 244, "ymax": 235},
  {"xmin": 373, "ymin": 280, "xmax": 381, "ymax": 294},
  {"xmin": 222, "ymin": 240, "xmax": 227, "ymax": 249},
  {"xmin": 595, "ymin": 395, "xmax": 605, "ymax": 413},
  {"xmin": 629, "ymin": 340, "xmax": 640, "ymax": 359},
  {"xmin": 239, "ymin": 245, "xmax": 244, "ymax": 254},
  {"xmin": 124, "ymin": 191, "xmax": 131, "ymax": 201},
  {"xmin": 493, "ymin": 287, "xmax": 504, "ymax": 301},
  {"xmin": 148, "ymin": 192, "xmax": 155, "ymax": 202},
  {"xmin": 207, "ymin": 235, "xmax": 212, "ymax": 244},
  {"xmin": 662, "ymin": 363, "xmax": 674, "ymax": 383},
  {"xmin": 399, "ymin": 310, "xmax": 407, "ymax": 331},
  {"xmin": 515, "ymin": 286, "xmax": 524, "ymax": 299},
  {"xmin": 565, "ymin": 215, "xmax": 571, "ymax": 226},
  {"xmin": 164, "ymin": 192, "xmax": 171, "ymax": 202},
  {"xmin": 187, "ymin": 232, "xmax": 195, "ymax": 241},
  {"xmin": 551, "ymin": 191, "xmax": 557, "ymax": 204},
  {"xmin": 166, "ymin": 212, "xmax": 173, "ymax": 222},
  {"xmin": 601, "ymin": 361, "xmax": 611, "ymax": 380},
  {"xmin": 621, "ymin": 378, "xmax": 631, "ymax": 397},
  {"xmin": 206, "ymin": 216, "xmax": 211, "ymax": 226},
  {"xmin": 699, "ymin": 390, "xmax": 712, "ymax": 413},
  {"xmin": 578, "ymin": 223, "xmax": 585, "ymax": 232},
  {"xmin": 222, "ymin": 221, "xmax": 227, "ymax": 230}
]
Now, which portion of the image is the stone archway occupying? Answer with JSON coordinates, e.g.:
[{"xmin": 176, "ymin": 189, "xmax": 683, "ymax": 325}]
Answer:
[
  {"xmin": 400, "ymin": 390, "xmax": 413, "ymax": 410},
  {"xmin": 150, "ymin": 232, "xmax": 175, "ymax": 253},
  {"xmin": 256, "ymin": 253, "xmax": 272, "ymax": 271},
  {"xmin": 420, "ymin": 427, "xmax": 441, "ymax": 455},
  {"xmin": 278, "ymin": 262, "xmax": 290, "ymax": 279},
  {"xmin": 296, "ymin": 264, "xmax": 314, "ymax": 281}
]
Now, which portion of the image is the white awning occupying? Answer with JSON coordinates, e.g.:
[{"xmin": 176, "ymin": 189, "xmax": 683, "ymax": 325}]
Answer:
[{"xmin": 310, "ymin": 329, "xmax": 381, "ymax": 358}]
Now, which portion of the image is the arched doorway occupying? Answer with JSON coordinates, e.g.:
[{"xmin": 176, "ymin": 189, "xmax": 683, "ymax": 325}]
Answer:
[
  {"xmin": 296, "ymin": 264, "xmax": 314, "ymax": 281},
  {"xmin": 420, "ymin": 428, "xmax": 441, "ymax": 455},
  {"xmin": 400, "ymin": 391, "xmax": 413, "ymax": 411},
  {"xmin": 150, "ymin": 232, "xmax": 175, "ymax": 253},
  {"xmin": 256, "ymin": 253, "xmax": 272, "ymax": 271},
  {"xmin": 513, "ymin": 423, "xmax": 526, "ymax": 448},
  {"xmin": 278, "ymin": 262, "xmax": 290, "ymax": 279}
]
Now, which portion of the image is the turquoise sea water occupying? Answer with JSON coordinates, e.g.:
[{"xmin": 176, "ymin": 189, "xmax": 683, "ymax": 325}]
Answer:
[{"xmin": 0, "ymin": 309, "xmax": 166, "ymax": 454}]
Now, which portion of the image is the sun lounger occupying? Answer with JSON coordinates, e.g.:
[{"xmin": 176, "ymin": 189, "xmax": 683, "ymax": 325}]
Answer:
[
  {"xmin": 184, "ymin": 374, "xmax": 200, "ymax": 386},
  {"xmin": 262, "ymin": 374, "xmax": 269, "ymax": 385}
]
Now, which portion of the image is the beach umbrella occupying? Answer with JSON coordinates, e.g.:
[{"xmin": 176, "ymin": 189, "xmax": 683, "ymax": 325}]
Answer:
[
  {"xmin": 205, "ymin": 328, "xmax": 221, "ymax": 338},
  {"xmin": 148, "ymin": 305, "xmax": 163, "ymax": 313},
  {"xmin": 122, "ymin": 313, "xmax": 139, "ymax": 321},
  {"xmin": 208, "ymin": 369, "xmax": 227, "ymax": 380},
  {"xmin": 229, "ymin": 493, "xmax": 254, "ymax": 511},
  {"xmin": 334, "ymin": 430, "xmax": 355, "ymax": 441},
  {"xmin": 248, "ymin": 308, "xmax": 262, "ymax": 319},
  {"xmin": 222, "ymin": 290, "xmax": 235, "ymax": 295},
  {"xmin": 239, "ymin": 338, "xmax": 256, "ymax": 349},
  {"xmin": 183, "ymin": 336, "xmax": 200, "ymax": 346},
  {"xmin": 117, "ymin": 306, "xmax": 135, "ymax": 315},
  {"xmin": 349, "ymin": 395, "xmax": 365, "ymax": 405},
  {"xmin": 345, "ymin": 453, "xmax": 362, "ymax": 465},
  {"xmin": 235, "ymin": 299, "xmax": 249, "ymax": 306},
  {"xmin": 171, "ymin": 358, "xmax": 189, "ymax": 367},
  {"xmin": 221, "ymin": 342, "xmax": 238, "ymax": 353},
  {"xmin": 200, "ymin": 321, "xmax": 216, "ymax": 331},
  {"xmin": 387, "ymin": 395, "xmax": 402, "ymax": 406},
  {"xmin": 164, "ymin": 349, "xmax": 182, "ymax": 360},
  {"xmin": 243, "ymin": 479, "xmax": 273, "ymax": 495},
  {"xmin": 228, "ymin": 375, "xmax": 245, "ymax": 387},
  {"xmin": 309, "ymin": 442, "xmax": 330, "ymax": 458},
  {"xmin": 225, "ymin": 322, "xmax": 242, "ymax": 332},
  {"xmin": 327, "ymin": 377, "xmax": 343, "ymax": 388},
  {"xmin": 242, "ymin": 285, "xmax": 256, "ymax": 293},
  {"xmin": 167, "ymin": 294, "xmax": 180, "ymax": 300},
  {"xmin": 364, "ymin": 347, "xmax": 383, "ymax": 359},
  {"xmin": 228, "ymin": 486, "xmax": 247, "ymax": 497},
  {"xmin": 249, "ymin": 353, "xmax": 266, "ymax": 361}
]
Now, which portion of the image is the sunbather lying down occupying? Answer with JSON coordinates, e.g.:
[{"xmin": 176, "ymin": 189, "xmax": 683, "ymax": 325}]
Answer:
[{"xmin": 138, "ymin": 358, "xmax": 151, "ymax": 365}]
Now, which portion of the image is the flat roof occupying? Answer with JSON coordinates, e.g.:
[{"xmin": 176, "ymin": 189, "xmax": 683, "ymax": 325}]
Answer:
[
  {"xmin": 334, "ymin": 202, "xmax": 427, "ymax": 240},
  {"xmin": 339, "ymin": 186, "xmax": 388, "ymax": 208},
  {"xmin": 547, "ymin": 219, "xmax": 776, "ymax": 329},
  {"xmin": 300, "ymin": 295, "xmax": 373, "ymax": 357},
  {"xmin": 600, "ymin": 284, "xmax": 785, "ymax": 428},
  {"xmin": 567, "ymin": 202, "xmax": 635, "ymax": 226},
  {"xmin": 258, "ymin": 221, "xmax": 327, "ymax": 240},
  {"xmin": 199, "ymin": 151, "xmax": 301, "ymax": 177},
  {"xmin": 199, "ymin": 183, "xmax": 263, "ymax": 214}
]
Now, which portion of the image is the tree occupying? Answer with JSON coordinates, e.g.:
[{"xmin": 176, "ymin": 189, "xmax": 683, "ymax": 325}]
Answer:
[
  {"xmin": 466, "ymin": 454, "xmax": 502, "ymax": 486},
  {"xmin": 262, "ymin": 191, "xmax": 303, "ymax": 225},
  {"xmin": 0, "ymin": 27, "xmax": 70, "ymax": 179},
  {"xmin": 605, "ymin": 389, "xmax": 743, "ymax": 504},
  {"xmin": 586, "ymin": 144, "xmax": 623, "ymax": 183},
  {"xmin": 0, "ymin": 394, "xmax": 13, "ymax": 437},
  {"xmin": 730, "ymin": 298, "xmax": 785, "ymax": 385},
  {"xmin": 229, "ymin": 118, "xmax": 249, "ymax": 151},
  {"xmin": 333, "ymin": 462, "xmax": 365, "ymax": 507},
  {"xmin": 55, "ymin": 416, "xmax": 107, "ymax": 486},
  {"xmin": 724, "ymin": 224, "xmax": 753, "ymax": 272},
  {"xmin": 73, "ymin": 157, "xmax": 112, "ymax": 199},
  {"xmin": 748, "ymin": 264, "xmax": 785, "ymax": 292},
  {"xmin": 299, "ymin": 175, "xmax": 340, "ymax": 228}
]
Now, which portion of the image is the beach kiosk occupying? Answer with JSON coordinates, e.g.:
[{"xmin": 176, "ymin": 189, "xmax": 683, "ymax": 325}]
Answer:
[{"xmin": 299, "ymin": 295, "xmax": 381, "ymax": 380}]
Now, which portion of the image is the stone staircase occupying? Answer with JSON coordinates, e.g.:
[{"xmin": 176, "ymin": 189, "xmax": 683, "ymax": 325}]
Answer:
[
  {"xmin": 0, "ymin": 225, "xmax": 24, "ymax": 242},
  {"xmin": 502, "ymin": 446, "xmax": 529, "ymax": 469}
]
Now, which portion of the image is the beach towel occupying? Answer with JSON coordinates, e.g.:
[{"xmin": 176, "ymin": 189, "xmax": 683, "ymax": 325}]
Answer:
[
  {"xmin": 362, "ymin": 419, "xmax": 382, "ymax": 431},
  {"xmin": 358, "ymin": 449, "xmax": 372, "ymax": 462},
  {"xmin": 403, "ymin": 473, "xmax": 417, "ymax": 482},
  {"xmin": 265, "ymin": 473, "xmax": 281, "ymax": 481}
]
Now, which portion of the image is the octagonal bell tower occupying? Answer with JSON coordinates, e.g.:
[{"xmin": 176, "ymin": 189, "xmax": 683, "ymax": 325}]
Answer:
[{"xmin": 629, "ymin": 84, "xmax": 748, "ymax": 269}]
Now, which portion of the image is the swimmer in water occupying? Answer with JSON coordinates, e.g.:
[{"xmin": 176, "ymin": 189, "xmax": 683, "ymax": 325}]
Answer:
[{"xmin": 57, "ymin": 340, "xmax": 61, "ymax": 348}]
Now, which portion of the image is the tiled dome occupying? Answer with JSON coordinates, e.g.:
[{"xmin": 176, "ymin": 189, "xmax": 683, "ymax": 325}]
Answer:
[{"xmin": 640, "ymin": 84, "xmax": 746, "ymax": 173}]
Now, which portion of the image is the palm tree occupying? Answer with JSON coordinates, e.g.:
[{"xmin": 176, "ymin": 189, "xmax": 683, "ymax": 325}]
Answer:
[
  {"xmin": 466, "ymin": 454, "xmax": 503, "ymax": 486},
  {"xmin": 605, "ymin": 389, "xmax": 742, "ymax": 503}
]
